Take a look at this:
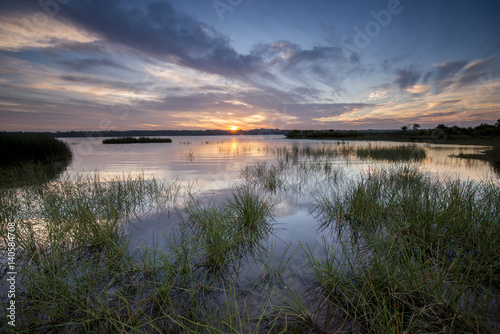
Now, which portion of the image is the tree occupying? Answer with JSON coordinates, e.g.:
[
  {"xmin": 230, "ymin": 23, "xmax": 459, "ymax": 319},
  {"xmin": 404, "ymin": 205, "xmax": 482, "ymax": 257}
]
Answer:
[
  {"xmin": 412, "ymin": 123, "xmax": 421, "ymax": 131},
  {"xmin": 286, "ymin": 130, "xmax": 301, "ymax": 138},
  {"xmin": 495, "ymin": 119, "xmax": 500, "ymax": 128},
  {"xmin": 401, "ymin": 125, "xmax": 408, "ymax": 132}
]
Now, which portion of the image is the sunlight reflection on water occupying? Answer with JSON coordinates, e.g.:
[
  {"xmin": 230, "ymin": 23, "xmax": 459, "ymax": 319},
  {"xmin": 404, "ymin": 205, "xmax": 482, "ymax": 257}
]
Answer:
[{"xmin": 60, "ymin": 135, "xmax": 498, "ymax": 250}]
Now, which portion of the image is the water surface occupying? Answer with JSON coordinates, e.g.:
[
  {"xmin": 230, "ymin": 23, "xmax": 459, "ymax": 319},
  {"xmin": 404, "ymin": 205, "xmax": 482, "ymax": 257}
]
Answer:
[{"xmin": 61, "ymin": 135, "xmax": 498, "ymax": 250}]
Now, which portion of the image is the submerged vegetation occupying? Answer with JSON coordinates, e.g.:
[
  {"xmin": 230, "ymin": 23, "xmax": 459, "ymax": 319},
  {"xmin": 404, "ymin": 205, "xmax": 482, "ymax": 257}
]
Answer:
[
  {"xmin": 1, "ymin": 136, "xmax": 499, "ymax": 332},
  {"xmin": 103, "ymin": 137, "xmax": 173, "ymax": 144}
]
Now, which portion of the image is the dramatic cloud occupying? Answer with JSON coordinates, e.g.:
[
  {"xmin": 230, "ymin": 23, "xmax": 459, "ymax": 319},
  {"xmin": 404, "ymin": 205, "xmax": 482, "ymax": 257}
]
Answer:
[{"xmin": 0, "ymin": 0, "xmax": 499, "ymax": 130}]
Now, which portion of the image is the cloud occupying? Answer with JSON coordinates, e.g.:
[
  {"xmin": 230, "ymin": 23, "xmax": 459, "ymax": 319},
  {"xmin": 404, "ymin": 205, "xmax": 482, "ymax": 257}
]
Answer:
[
  {"xmin": 455, "ymin": 59, "xmax": 492, "ymax": 89},
  {"xmin": 1, "ymin": 0, "xmax": 261, "ymax": 77},
  {"xmin": 0, "ymin": 13, "xmax": 99, "ymax": 51},
  {"xmin": 432, "ymin": 60, "xmax": 467, "ymax": 93},
  {"xmin": 430, "ymin": 58, "xmax": 499, "ymax": 94},
  {"xmin": 368, "ymin": 89, "xmax": 388, "ymax": 101},
  {"xmin": 426, "ymin": 99, "xmax": 461, "ymax": 110},
  {"xmin": 1, "ymin": 0, "xmax": 362, "ymax": 103},
  {"xmin": 57, "ymin": 58, "xmax": 128, "ymax": 71},
  {"xmin": 394, "ymin": 68, "xmax": 421, "ymax": 91},
  {"xmin": 434, "ymin": 60, "xmax": 467, "ymax": 80},
  {"xmin": 52, "ymin": 0, "xmax": 265, "ymax": 79},
  {"xmin": 405, "ymin": 84, "xmax": 431, "ymax": 94}
]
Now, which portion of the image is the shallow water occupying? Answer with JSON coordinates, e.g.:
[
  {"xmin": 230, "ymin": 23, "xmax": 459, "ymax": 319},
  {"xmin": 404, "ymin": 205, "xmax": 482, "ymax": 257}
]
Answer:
[{"xmin": 61, "ymin": 135, "xmax": 498, "ymax": 250}]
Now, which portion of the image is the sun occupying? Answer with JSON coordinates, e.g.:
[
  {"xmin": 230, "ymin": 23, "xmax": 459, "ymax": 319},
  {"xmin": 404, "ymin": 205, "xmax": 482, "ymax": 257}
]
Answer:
[{"xmin": 229, "ymin": 125, "xmax": 239, "ymax": 131}]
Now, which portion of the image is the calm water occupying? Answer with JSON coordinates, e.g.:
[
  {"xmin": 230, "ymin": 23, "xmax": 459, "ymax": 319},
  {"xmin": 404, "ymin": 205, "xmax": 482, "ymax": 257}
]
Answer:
[{"xmin": 60, "ymin": 135, "xmax": 498, "ymax": 252}]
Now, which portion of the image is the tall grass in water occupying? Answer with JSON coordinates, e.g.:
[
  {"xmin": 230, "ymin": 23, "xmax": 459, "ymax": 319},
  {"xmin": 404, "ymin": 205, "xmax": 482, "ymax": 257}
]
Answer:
[
  {"xmin": 0, "ymin": 133, "xmax": 72, "ymax": 187},
  {"xmin": 241, "ymin": 156, "xmax": 344, "ymax": 193},
  {"xmin": 0, "ymin": 173, "xmax": 191, "ymax": 332},
  {"xmin": 272, "ymin": 143, "xmax": 426, "ymax": 162},
  {"xmin": 183, "ymin": 185, "xmax": 276, "ymax": 272},
  {"xmin": 103, "ymin": 137, "xmax": 172, "ymax": 144},
  {"xmin": 0, "ymin": 173, "xmax": 289, "ymax": 332},
  {"xmin": 355, "ymin": 143, "xmax": 426, "ymax": 161},
  {"xmin": 311, "ymin": 166, "xmax": 500, "ymax": 332},
  {"xmin": 454, "ymin": 142, "xmax": 500, "ymax": 176},
  {"xmin": 0, "ymin": 133, "xmax": 72, "ymax": 167}
]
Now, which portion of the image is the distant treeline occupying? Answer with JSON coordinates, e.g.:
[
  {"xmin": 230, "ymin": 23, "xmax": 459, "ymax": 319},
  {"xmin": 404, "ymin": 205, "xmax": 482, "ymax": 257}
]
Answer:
[
  {"xmin": 285, "ymin": 121, "xmax": 500, "ymax": 144},
  {"xmin": 2, "ymin": 128, "xmax": 290, "ymax": 138}
]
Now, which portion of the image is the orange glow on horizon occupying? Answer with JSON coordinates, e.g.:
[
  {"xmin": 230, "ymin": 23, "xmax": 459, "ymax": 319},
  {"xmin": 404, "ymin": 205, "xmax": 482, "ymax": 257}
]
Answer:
[{"xmin": 229, "ymin": 125, "xmax": 239, "ymax": 131}]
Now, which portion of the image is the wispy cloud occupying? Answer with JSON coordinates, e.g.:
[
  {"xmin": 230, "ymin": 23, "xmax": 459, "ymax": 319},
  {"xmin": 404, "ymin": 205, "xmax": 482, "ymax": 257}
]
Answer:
[
  {"xmin": 0, "ymin": 0, "xmax": 498, "ymax": 131},
  {"xmin": 394, "ymin": 68, "xmax": 421, "ymax": 91}
]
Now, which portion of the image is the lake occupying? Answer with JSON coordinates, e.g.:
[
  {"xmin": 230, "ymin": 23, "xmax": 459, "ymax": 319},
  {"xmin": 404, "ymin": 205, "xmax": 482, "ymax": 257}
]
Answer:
[
  {"xmin": 61, "ymin": 134, "xmax": 498, "ymax": 256},
  {"xmin": 4, "ymin": 134, "xmax": 499, "ymax": 332}
]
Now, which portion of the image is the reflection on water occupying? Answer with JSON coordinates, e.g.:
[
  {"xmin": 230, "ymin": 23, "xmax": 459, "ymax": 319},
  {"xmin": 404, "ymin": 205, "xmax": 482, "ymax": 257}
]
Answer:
[
  {"xmin": 61, "ymin": 136, "xmax": 499, "ymax": 243},
  {"xmin": 5, "ymin": 136, "xmax": 497, "ymax": 331}
]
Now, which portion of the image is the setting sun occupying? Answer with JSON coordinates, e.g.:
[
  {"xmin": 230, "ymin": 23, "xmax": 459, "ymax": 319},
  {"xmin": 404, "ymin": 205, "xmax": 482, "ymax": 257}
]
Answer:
[{"xmin": 229, "ymin": 126, "xmax": 239, "ymax": 131}]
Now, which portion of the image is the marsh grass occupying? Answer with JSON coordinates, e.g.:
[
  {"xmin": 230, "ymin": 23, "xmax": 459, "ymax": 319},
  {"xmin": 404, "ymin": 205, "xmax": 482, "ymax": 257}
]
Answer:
[
  {"xmin": 0, "ymin": 173, "xmax": 197, "ymax": 332},
  {"xmin": 0, "ymin": 171, "xmax": 292, "ymax": 333},
  {"xmin": 241, "ymin": 162, "xmax": 286, "ymax": 191},
  {"xmin": 0, "ymin": 133, "xmax": 72, "ymax": 187},
  {"xmin": 103, "ymin": 137, "xmax": 172, "ymax": 144},
  {"xmin": 183, "ymin": 185, "xmax": 276, "ymax": 272},
  {"xmin": 310, "ymin": 166, "xmax": 500, "ymax": 332},
  {"xmin": 453, "ymin": 142, "xmax": 500, "ymax": 176},
  {"xmin": 241, "ymin": 154, "xmax": 344, "ymax": 193},
  {"xmin": 355, "ymin": 143, "xmax": 427, "ymax": 161},
  {"xmin": 1, "ymin": 143, "xmax": 498, "ymax": 333},
  {"xmin": 272, "ymin": 143, "xmax": 426, "ymax": 163},
  {"xmin": 0, "ymin": 133, "xmax": 72, "ymax": 167}
]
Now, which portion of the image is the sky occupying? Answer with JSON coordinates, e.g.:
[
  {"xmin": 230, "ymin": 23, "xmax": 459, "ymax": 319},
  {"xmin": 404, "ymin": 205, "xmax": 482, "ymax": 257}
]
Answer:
[{"xmin": 0, "ymin": 0, "xmax": 499, "ymax": 131}]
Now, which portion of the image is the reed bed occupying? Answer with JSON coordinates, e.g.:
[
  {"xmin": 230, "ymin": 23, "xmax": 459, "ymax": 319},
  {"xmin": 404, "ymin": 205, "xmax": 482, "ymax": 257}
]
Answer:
[
  {"xmin": 310, "ymin": 166, "xmax": 500, "ymax": 332},
  {"xmin": 102, "ymin": 137, "xmax": 172, "ymax": 144},
  {"xmin": 1, "ymin": 143, "xmax": 499, "ymax": 332},
  {"xmin": 0, "ymin": 175, "xmax": 290, "ymax": 333},
  {"xmin": 0, "ymin": 133, "xmax": 72, "ymax": 167},
  {"xmin": 240, "ymin": 157, "xmax": 344, "ymax": 192},
  {"xmin": 0, "ymin": 133, "xmax": 72, "ymax": 187},
  {"xmin": 272, "ymin": 143, "xmax": 426, "ymax": 162}
]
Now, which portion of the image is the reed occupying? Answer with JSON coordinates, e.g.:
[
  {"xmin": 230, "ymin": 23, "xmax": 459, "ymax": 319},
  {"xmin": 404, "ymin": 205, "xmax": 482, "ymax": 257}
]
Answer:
[
  {"xmin": 0, "ymin": 173, "xmax": 192, "ymax": 332},
  {"xmin": 1, "ymin": 147, "xmax": 497, "ymax": 332},
  {"xmin": 271, "ymin": 143, "xmax": 426, "ymax": 163},
  {"xmin": 0, "ymin": 133, "xmax": 72, "ymax": 187},
  {"xmin": 355, "ymin": 143, "xmax": 427, "ymax": 161},
  {"xmin": 183, "ymin": 185, "xmax": 276, "ymax": 273},
  {"xmin": 0, "ymin": 133, "xmax": 72, "ymax": 167},
  {"xmin": 102, "ymin": 137, "xmax": 172, "ymax": 144},
  {"xmin": 310, "ymin": 166, "xmax": 499, "ymax": 332}
]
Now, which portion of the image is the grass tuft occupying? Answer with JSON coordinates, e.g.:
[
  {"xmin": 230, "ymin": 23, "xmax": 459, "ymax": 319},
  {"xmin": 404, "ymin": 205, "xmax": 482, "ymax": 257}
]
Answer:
[{"xmin": 310, "ymin": 166, "xmax": 500, "ymax": 332}]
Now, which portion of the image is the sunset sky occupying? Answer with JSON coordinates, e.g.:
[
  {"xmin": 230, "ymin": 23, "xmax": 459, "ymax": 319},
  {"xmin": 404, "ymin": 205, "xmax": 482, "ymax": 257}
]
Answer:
[{"xmin": 0, "ymin": 0, "xmax": 499, "ymax": 131}]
